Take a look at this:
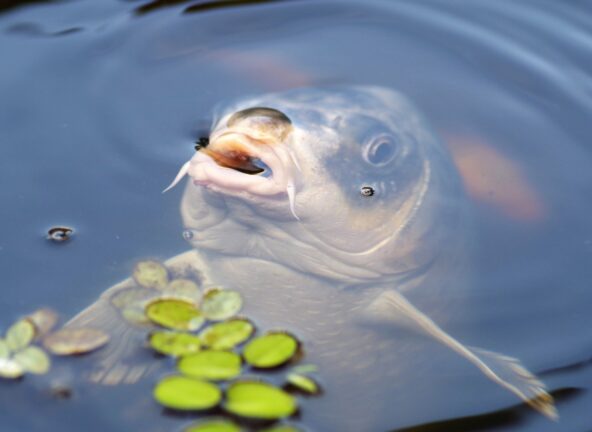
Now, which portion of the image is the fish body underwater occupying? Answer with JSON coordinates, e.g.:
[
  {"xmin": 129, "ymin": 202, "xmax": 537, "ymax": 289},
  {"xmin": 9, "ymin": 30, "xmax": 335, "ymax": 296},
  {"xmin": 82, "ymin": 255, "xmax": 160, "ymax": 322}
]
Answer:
[{"xmin": 66, "ymin": 86, "xmax": 555, "ymax": 430}]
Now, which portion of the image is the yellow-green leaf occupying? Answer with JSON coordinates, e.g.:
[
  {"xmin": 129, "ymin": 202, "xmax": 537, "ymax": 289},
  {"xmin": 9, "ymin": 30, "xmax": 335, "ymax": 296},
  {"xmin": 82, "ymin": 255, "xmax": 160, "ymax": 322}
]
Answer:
[
  {"xmin": 111, "ymin": 286, "xmax": 157, "ymax": 309},
  {"xmin": 0, "ymin": 339, "xmax": 9, "ymax": 359},
  {"xmin": 286, "ymin": 373, "xmax": 319, "ymax": 395},
  {"xmin": 0, "ymin": 358, "xmax": 24, "ymax": 379},
  {"xmin": 133, "ymin": 260, "xmax": 169, "ymax": 290},
  {"xmin": 149, "ymin": 331, "xmax": 202, "ymax": 357},
  {"xmin": 121, "ymin": 307, "xmax": 151, "ymax": 326},
  {"xmin": 13, "ymin": 346, "xmax": 51, "ymax": 375},
  {"xmin": 224, "ymin": 380, "xmax": 297, "ymax": 419},
  {"xmin": 43, "ymin": 327, "xmax": 109, "ymax": 355},
  {"xmin": 27, "ymin": 308, "xmax": 59, "ymax": 339},
  {"xmin": 201, "ymin": 289, "xmax": 242, "ymax": 321},
  {"xmin": 166, "ymin": 279, "xmax": 200, "ymax": 300},
  {"xmin": 184, "ymin": 419, "xmax": 241, "ymax": 432},
  {"xmin": 200, "ymin": 319, "xmax": 254, "ymax": 350},
  {"xmin": 6, "ymin": 319, "xmax": 35, "ymax": 351},
  {"xmin": 178, "ymin": 350, "xmax": 241, "ymax": 381},
  {"xmin": 154, "ymin": 375, "xmax": 221, "ymax": 411},
  {"xmin": 146, "ymin": 298, "xmax": 204, "ymax": 331},
  {"xmin": 261, "ymin": 425, "xmax": 303, "ymax": 432},
  {"xmin": 243, "ymin": 333, "xmax": 298, "ymax": 368}
]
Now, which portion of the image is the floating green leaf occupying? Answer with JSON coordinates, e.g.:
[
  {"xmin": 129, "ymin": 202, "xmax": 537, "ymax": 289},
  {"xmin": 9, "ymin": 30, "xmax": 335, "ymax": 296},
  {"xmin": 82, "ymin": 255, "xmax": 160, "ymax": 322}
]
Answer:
[
  {"xmin": 154, "ymin": 375, "xmax": 221, "ymax": 411},
  {"xmin": 286, "ymin": 373, "xmax": 319, "ymax": 395},
  {"xmin": 27, "ymin": 308, "xmax": 59, "ymax": 339},
  {"xmin": 13, "ymin": 346, "xmax": 50, "ymax": 375},
  {"xmin": 184, "ymin": 419, "xmax": 241, "ymax": 432},
  {"xmin": 166, "ymin": 279, "xmax": 200, "ymax": 300},
  {"xmin": 43, "ymin": 327, "xmax": 109, "ymax": 355},
  {"xmin": 261, "ymin": 425, "xmax": 303, "ymax": 432},
  {"xmin": 243, "ymin": 333, "xmax": 298, "ymax": 368},
  {"xmin": 224, "ymin": 380, "xmax": 297, "ymax": 419},
  {"xmin": 149, "ymin": 331, "xmax": 202, "ymax": 357},
  {"xmin": 146, "ymin": 298, "xmax": 204, "ymax": 331},
  {"xmin": 201, "ymin": 289, "xmax": 242, "ymax": 321},
  {"xmin": 111, "ymin": 286, "xmax": 157, "ymax": 309},
  {"xmin": 133, "ymin": 260, "xmax": 169, "ymax": 290},
  {"xmin": 0, "ymin": 358, "xmax": 24, "ymax": 379},
  {"xmin": 200, "ymin": 319, "xmax": 254, "ymax": 350},
  {"xmin": 6, "ymin": 319, "xmax": 35, "ymax": 352},
  {"xmin": 178, "ymin": 350, "xmax": 241, "ymax": 381},
  {"xmin": 0, "ymin": 339, "xmax": 9, "ymax": 359},
  {"xmin": 121, "ymin": 307, "xmax": 151, "ymax": 326}
]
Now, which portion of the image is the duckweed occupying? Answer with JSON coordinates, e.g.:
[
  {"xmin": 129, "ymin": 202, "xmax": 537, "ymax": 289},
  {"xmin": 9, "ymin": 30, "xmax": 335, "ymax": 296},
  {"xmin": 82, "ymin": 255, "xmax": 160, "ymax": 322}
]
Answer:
[
  {"xmin": 5, "ymin": 258, "xmax": 319, "ymax": 430},
  {"xmin": 13, "ymin": 346, "xmax": 50, "ymax": 374},
  {"xmin": 43, "ymin": 327, "xmax": 109, "ymax": 355},
  {"xmin": 243, "ymin": 333, "xmax": 298, "ymax": 368},
  {"xmin": 200, "ymin": 319, "xmax": 254, "ymax": 350},
  {"xmin": 149, "ymin": 331, "xmax": 202, "ymax": 357},
  {"xmin": 201, "ymin": 289, "xmax": 242, "ymax": 321},
  {"xmin": 146, "ymin": 298, "xmax": 204, "ymax": 331},
  {"xmin": 6, "ymin": 320, "xmax": 35, "ymax": 352},
  {"xmin": 166, "ymin": 279, "xmax": 200, "ymax": 300},
  {"xmin": 0, "ymin": 358, "xmax": 24, "ymax": 379},
  {"xmin": 286, "ymin": 373, "xmax": 319, "ymax": 395},
  {"xmin": 178, "ymin": 350, "xmax": 241, "ymax": 381},
  {"xmin": 154, "ymin": 375, "xmax": 221, "ymax": 411},
  {"xmin": 133, "ymin": 260, "xmax": 169, "ymax": 290},
  {"xmin": 0, "ymin": 318, "xmax": 52, "ymax": 378},
  {"xmin": 184, "ymin": 419, "xmax": 241, "ymax": 432},
  {"xmin": 261, "ymin": 426, "xmax": 303, "ymax": 432},
  {"xmin": 224, "ymin": 380, "xmax": 297, "ymax": 419},
  {"xmin": 27, "ymin": 308, "xmax": 59, "ymax": 339}
]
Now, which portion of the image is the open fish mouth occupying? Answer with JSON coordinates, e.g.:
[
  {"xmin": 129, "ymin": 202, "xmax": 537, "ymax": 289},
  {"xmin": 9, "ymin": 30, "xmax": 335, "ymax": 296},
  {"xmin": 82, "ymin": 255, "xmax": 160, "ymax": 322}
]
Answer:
[{"xmin": 164, "ymin": 130, "xmax": 300, "ymax": 218}]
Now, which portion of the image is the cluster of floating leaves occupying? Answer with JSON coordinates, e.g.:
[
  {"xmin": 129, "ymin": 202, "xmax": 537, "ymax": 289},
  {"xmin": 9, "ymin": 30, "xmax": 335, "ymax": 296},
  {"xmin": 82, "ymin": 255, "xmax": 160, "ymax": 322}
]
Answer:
[
  {"xmin": 0, "ymin": 259, "xmax": 319, "ymax": 431},
  {"xmin": 126, "ymin": 260, "xmax": 320, "ymax": 431},
  {"xmin": 0, "ymin": 308, "xmax": 109, "ymax": 379},
  {"xmin": 0, "ymin": 318, "xmax": 50, "ymax": 378}
]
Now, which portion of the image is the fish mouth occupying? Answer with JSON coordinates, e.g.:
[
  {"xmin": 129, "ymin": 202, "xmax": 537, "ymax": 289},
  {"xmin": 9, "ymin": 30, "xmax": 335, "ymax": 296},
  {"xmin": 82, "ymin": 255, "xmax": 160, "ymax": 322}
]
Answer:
[{"xmin": 164, "ymin": 130, "xmax": 300, "ymax": 218}]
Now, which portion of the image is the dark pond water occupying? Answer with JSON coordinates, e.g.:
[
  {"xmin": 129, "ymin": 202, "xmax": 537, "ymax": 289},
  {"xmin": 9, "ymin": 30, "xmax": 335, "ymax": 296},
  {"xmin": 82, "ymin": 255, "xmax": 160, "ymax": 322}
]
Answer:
[{"xmin": 2, "ymin": 0, "xmax": 592, "ymax": 431}]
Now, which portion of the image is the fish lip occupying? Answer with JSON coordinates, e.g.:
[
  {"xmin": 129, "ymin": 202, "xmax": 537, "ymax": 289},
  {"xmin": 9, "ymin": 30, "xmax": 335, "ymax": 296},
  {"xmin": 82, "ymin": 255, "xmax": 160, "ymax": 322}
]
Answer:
[{"xmin": 187, "ymin": 130, "xmax": 294, "ymax": 197}]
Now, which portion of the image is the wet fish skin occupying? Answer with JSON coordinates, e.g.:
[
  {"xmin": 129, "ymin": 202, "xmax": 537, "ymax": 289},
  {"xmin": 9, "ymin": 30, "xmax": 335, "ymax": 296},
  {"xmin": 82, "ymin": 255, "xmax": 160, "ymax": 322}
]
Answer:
[{"xmin": 66, "ymin": 86, "xmax": 556, "ymax": 429}]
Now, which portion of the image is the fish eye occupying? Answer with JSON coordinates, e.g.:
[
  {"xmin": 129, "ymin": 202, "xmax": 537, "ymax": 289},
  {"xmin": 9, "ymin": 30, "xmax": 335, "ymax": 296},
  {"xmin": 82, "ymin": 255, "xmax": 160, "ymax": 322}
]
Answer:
[{"xmin": 363, "ymin": 134, "xmax": 399, "ymax": 166}]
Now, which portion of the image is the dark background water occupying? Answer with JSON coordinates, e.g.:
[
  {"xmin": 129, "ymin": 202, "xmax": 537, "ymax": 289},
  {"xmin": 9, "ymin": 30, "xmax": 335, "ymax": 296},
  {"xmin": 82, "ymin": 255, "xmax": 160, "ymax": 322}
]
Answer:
[{"xmin": 1, "ymin": 0, "xmax": 592, "ymax": 431}]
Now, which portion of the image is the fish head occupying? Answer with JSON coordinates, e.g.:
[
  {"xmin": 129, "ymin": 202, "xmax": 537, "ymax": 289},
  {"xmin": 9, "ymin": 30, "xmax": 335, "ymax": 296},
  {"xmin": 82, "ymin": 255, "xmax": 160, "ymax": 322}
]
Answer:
[{"xmin": 174, "ymin": 87, "xmax": 463, "ymax": 283}]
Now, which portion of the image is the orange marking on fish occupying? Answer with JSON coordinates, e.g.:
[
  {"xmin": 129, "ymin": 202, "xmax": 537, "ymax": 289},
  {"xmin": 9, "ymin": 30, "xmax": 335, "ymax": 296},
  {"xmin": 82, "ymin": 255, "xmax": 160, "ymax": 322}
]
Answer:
[
  {"xmin": 445, "ymin": 134, "xmax": 546, "ymax": 222},
  {"xmin": 206, "ymin": 49, "xmax": 313, "ymax": 90}
]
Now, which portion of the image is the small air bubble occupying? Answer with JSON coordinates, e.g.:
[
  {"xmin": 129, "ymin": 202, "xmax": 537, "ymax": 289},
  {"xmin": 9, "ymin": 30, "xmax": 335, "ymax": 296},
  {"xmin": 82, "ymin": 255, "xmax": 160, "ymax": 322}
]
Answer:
[
  {"xmin": 47, "ymin": 226, "xmax": 74, "ymax": 243},
  {"xmin": 182, "ymin": 230, "xmax": 194, "ymax": 240},
  {"xmin": 360, "ymin": 186, "xmax": 375, "ymax": 197}
]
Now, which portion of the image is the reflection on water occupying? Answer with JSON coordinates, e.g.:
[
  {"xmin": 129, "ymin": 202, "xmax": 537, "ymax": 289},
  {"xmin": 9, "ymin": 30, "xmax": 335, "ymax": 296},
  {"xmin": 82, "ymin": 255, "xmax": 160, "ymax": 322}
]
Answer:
[
  {"xmin": 135, "ymin": 0, "xmax": 290, "ymax": 16},
  {"xmin": 1, "ymin": 0, "xmax": 592, "ymax": 431}
]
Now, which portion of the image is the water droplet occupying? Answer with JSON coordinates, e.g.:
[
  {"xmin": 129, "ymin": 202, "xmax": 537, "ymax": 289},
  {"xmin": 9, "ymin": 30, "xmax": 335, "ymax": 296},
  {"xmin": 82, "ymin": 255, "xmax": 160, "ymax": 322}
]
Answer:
[
  {"xmin": 47, "ymin": 226, "xmax": 74, "ymax": 243},
  {"xmin": 360, "ymin": 186, "xmax": 374, "ymax": 197}
]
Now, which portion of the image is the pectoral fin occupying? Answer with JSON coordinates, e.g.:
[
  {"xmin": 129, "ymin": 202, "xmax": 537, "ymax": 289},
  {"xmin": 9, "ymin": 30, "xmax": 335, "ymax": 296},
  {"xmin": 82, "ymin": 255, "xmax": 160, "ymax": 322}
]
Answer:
[
  {"xmin": 63, "ymin": 250, "xmax": 211, "ymax": 386},
  {"xmin": 64, "ymin": 296, "xmax": 158, "ymax": 386},
  {"xmin": 365, "ymin": 290, "xmax": 557, "ymax": 420}
]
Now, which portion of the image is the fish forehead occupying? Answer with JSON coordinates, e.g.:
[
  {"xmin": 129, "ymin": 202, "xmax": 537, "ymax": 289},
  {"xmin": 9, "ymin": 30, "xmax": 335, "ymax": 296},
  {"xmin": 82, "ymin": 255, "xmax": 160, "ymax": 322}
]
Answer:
[
  {"xmin": 213, "ymin": 86, "xmax": 410, "ymax": 134},
  {"xmin": 212, "ymin": 86, "xmax": 427, "ymax": 180}
]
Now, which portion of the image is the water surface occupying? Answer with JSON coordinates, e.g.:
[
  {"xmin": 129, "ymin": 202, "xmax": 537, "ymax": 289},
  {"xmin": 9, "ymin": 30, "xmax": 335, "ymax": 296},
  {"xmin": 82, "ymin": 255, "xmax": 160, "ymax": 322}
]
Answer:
[{"xmin": 1, "ymin": 1, "xmax": 592, "ymax": 431}]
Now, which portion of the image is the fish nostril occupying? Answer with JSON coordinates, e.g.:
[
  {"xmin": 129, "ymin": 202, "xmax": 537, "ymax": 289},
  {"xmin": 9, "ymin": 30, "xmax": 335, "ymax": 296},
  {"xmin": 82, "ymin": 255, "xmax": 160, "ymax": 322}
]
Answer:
[{"xmin": 194, "ymin": 137, "xmax": 209, "ymax": 151}]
